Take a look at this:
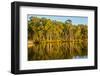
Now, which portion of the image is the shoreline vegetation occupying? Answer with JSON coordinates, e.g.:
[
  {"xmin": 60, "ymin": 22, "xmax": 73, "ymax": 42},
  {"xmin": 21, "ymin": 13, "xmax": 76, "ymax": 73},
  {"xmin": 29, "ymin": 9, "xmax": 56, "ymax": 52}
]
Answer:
[{"xmin": 28, "ymin": 17, "xmax": 88, "ymax": 47}]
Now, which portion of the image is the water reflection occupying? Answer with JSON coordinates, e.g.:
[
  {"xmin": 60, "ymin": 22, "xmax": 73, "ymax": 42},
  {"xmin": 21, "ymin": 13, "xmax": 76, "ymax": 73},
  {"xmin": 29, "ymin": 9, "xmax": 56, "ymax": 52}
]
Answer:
[{"xmin": 28, "ymin": 41, "xmax": 88, "ymax": 61}]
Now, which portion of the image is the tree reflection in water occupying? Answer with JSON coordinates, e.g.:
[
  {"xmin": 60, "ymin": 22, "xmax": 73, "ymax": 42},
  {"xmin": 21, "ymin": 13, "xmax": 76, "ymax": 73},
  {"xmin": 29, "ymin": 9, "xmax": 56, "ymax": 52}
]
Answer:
[{"xmin": 28, "ymin": 41, "xmax": 87, "ymax": 61}]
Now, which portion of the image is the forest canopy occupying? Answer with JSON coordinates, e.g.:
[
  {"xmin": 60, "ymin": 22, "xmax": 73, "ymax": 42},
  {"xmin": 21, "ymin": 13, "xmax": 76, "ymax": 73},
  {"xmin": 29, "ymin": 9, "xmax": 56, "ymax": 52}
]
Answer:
[{"xmin": 28, "ymin": 16, "xmax": 88, "ymax": 43}]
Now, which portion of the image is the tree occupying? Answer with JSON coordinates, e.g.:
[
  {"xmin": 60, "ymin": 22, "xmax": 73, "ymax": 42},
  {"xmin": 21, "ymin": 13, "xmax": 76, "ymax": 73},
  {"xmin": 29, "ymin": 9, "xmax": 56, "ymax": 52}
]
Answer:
[{"xmin": 65, "ymin": 19, "xmax": 72, "ymax": 24}]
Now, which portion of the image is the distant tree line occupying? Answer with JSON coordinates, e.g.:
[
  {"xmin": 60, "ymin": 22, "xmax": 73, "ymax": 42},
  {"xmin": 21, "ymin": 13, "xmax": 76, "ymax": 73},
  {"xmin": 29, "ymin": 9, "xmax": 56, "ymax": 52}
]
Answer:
[{"xmin": 28, "ymin": 17, "xmax": 88, "ymax": 43}]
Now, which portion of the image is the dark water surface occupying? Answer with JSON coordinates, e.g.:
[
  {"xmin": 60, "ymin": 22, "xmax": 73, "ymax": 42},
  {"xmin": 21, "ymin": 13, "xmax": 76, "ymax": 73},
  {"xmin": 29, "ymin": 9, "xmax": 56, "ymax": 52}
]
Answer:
[{"xmin": 28, "ymin": 42, "xmax": 88, "ymax": 61}]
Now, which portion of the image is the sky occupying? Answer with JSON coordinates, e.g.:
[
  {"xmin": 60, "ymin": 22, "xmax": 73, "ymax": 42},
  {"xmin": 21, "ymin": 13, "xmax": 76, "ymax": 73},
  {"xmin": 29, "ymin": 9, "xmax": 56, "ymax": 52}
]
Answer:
[{"xmin": 28, "ymin": 14, "xmax": 88, "ymax": 25}]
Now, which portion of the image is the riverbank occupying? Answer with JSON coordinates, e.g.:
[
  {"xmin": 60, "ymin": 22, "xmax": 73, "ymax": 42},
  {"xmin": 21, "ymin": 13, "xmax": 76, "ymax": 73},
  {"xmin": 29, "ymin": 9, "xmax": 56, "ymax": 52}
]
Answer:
[{"xmin": 28, "ymin": 39, "xmax": 87, "ymax": 47}]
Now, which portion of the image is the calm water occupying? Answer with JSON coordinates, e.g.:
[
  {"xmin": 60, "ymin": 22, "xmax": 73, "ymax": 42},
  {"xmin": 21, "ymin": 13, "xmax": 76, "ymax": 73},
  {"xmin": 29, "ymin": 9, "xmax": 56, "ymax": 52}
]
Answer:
[{"xmin": 28, "ymin": 42, "xmax": 88, "ymax": 61}]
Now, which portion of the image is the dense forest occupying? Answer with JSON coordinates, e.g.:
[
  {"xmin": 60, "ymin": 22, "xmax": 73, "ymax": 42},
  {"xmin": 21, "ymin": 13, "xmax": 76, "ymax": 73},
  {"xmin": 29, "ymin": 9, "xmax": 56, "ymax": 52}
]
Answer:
[{"xmin": 28, "ymin": 17, "xmax": 88, "ymax": 43}]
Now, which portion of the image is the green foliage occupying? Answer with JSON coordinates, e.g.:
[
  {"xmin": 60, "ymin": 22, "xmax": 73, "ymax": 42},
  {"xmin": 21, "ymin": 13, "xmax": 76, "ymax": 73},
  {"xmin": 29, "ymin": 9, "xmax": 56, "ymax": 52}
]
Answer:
[{"xmin": 28, "ymin": 17, "xmax": 88, "ymax": 42}]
